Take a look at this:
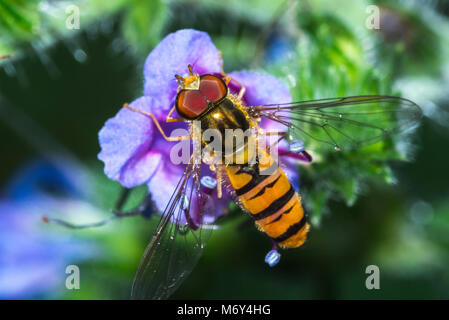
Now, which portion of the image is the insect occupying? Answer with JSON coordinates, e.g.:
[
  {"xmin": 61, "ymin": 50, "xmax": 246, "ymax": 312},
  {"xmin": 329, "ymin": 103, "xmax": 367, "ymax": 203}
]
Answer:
[
  {"xmin": 119, "ymin": 64, "xmax": 422, "ymax": 299},
  {"xmin": 43, "ymin": 60, "xmax": 421, "ymax": 299}
]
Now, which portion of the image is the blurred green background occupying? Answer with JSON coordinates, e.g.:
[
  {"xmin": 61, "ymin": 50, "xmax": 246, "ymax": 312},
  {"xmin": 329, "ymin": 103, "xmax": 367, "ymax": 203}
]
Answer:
[{"xmin": 1, "ymin": 0, "xmax": 449, "ymax": 299}]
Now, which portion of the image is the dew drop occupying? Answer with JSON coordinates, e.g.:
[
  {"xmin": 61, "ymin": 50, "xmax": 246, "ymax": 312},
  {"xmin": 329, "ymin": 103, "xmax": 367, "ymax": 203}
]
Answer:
[
  {"xmin": 264, "ymin": 250, "xmax": 281, "ymax": 267},
  {"xmin": 288, "ymin": 140, "xmax": 305, "ymax": 153},
  {"xmin": 73, "ymin": 49, "xmax": 87, "ymax": 63},
  {"xmin": 180, "ymin": 193, "xmax": 189, "ymax": 210},
  {"xmin": 201, "ymin": 176, "xmax": 217, "ymax": 189},
  {"xmin": 410, "ymin": 200, "xmax": 434, "ymax": 225},
  {"xmin": 3, "ymin": 63, "xmax": 16, "ymax": 77}
]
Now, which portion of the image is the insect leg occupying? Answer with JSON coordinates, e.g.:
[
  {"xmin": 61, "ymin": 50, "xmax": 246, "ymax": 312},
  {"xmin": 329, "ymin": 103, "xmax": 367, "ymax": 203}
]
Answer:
[
  {"xmin": 166, "ymin": 105, "xmax": 185, "ymax": 122},
  {"xmin": 264, "ymin": 131, "xmax": 286, "ymax": 153},
  {"xmin": 123, "ymin": 104, "xmax": 190, "ymax": 141},
  {"xmin": 216, "ymin": 165, "xmax": 223, "ymax": 199},
  {"xmin": 264, "ymin": 132, "xmax": 286, "ymax": 135},
  {"xmin": 235, "ymin": 81, "xmax": 246, "ymax": 100}
]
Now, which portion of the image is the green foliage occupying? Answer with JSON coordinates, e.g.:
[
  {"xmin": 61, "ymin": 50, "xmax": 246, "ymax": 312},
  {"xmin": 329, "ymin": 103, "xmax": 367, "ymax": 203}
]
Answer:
[
  {"xmin": 0, "ymin": 0, "xmax": 168, "ymax": 57},
  {"xmin": 372, "ymin": 0, "xmax": 445, "ymax": 77},
  {"xmin": 0, "ymin": 0, "xmax": 40, "ymax": 53},
  {"xmin": 278, "ymin": 8, "xmax": 406, "ymax": 222},
  {"xmin": 2, "ymin": 0, "xmax": 449, "ymax": 300},
  {"xmin": 0, "ymin": 0, "xmax": 39, "ymax": 37},
  {"xmin": 122, "ymin": 0, "xmax": 168, "ymax": 54}
]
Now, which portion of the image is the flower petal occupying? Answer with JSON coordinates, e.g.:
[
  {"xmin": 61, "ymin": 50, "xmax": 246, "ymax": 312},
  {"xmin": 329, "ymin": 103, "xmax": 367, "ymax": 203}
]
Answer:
[
  {"xmin": 228, "ymin": 71, "xmax": 291, "ymax": 132},
  {"xmin": 147, "ymin": 158, "xmax": 231, "ymax": 224},
  {"xmin": 147, "ymin": 160, "xmax": 184, "ymax": 215},
  {"xmin": 98, "ymin": 96, "xmax": 161, "ymax": 188},
  {"xmin": 143, "ymin": 29, "xmax": 222, "ymax": 118},
  {"xmin": 273, "ymin": 139, "xmax": 301, "ymax": 192},
  {"xmin": 280, "ymin": 156, "xmax": 300, "ymax": 192}
]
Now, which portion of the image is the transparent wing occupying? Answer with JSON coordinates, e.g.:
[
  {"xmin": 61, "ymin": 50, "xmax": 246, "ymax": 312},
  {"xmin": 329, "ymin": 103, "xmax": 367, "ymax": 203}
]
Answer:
[
  {"xmin": 131, "ymin": 161, "xmax": 214, "ymax": 300},
  {"xmin": 251, "ymin": 95, "xmax": 423, "ymax": 151}
]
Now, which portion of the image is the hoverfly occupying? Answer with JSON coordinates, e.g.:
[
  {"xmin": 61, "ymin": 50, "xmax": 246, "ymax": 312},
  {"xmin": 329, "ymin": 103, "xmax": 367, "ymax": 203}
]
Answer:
[{"xmin": 119, "ymin": 63, "xmax": 422, "ymax": 300}]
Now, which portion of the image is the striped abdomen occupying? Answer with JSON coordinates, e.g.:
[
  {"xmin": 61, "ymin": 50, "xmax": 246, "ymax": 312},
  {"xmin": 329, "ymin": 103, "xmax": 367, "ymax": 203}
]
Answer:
[{"xmin": 225, "ymin": 152, "xmax": 309, "ymax": 248}]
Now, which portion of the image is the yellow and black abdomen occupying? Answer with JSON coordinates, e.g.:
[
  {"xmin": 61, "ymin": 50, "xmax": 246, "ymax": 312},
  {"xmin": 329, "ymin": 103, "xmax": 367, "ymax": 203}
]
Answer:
[{"xmin": 226, "ymin": 152, "xmax": 310, "ymax": 248}]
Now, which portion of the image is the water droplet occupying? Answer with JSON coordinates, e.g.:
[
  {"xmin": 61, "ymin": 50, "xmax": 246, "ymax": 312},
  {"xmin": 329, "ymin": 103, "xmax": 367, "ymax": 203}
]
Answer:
[
  {"xmin": 289, "ymin": 140, "xmax": 305, "ymax": 153},
  {"xmin": 3, "ymin": 63, "xmax": 16, "ymax": 77},
  {"xmin": 410, "ymin": 201, "xmax": 434, "ymax": 225},
  {"xmin": 73, "ymin": 49, "xmax": 87, "ymax": 63},
  {"xmin": 180, "ymin": 193, "xmax": 189, "ymax": 210},
  {"xmin": 201, "ymin": 176, "xmax": 217, "ymax": 189},
  {"xmin": 264, "ymin": 250, "xmax": 281, "ymax": 267}
]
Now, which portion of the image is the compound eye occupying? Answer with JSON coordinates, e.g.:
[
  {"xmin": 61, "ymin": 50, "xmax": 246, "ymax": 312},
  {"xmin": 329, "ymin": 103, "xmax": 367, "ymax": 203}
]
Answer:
[
  {"xmin": 199, "ymin": 75, "xmax": 227, "ymax": 104},
  {"xmin": 176, "ymin": 90, "xmax": 209, "ymax": 119}
]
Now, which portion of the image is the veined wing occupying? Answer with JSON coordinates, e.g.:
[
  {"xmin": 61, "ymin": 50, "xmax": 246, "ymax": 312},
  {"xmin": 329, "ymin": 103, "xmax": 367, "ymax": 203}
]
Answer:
[
  {"xmin": 131, "ymin": 161, "xmax": 214, "ymax": 300},
  {"xmin": 251, "ymin": 95, "xmax": 422, "ymax": 152}
]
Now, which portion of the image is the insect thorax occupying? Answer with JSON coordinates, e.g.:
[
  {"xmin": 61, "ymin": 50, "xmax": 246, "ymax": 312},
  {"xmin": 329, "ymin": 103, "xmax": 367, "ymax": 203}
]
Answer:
[{"xmin": 198, "ymin": 96, "xmax": 255, "ymax": 163}]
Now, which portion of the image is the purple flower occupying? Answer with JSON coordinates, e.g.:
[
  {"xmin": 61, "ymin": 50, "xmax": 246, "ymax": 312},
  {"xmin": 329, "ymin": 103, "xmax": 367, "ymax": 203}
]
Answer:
[
  {"xmin": 0, "ymin": 159, "xmax": 98, "ymax": 299},
  {"xmin": 0, "ymin": 201, "xmax": 93, "ymax": 299},
  {"xmin": 98, "ymin": 29, "xmax": 301, "ymax": 222}
]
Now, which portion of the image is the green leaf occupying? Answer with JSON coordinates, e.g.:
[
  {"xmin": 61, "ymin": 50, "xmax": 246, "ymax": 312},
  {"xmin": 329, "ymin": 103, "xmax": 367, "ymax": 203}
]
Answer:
[
  {"xmin": 285, "ymin": 8, "xmax": 416, "ymax": 221},
  {"xmin": 122, "ymin": 0, "xmax": 168, "ymax": 54}
]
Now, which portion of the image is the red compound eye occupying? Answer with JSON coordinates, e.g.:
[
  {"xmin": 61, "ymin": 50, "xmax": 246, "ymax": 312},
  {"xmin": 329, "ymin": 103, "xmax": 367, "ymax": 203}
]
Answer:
[
  {"xmin": 176, "ymin": 90, "xmax": 209, "ymax": 119},
  {"xmin": 199, "ymin": 75, "xmax": 227, "ymax": 103},
  {"xmin": 175, "ymin": 74, "xmax": 227, "ymax": 119}
]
